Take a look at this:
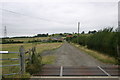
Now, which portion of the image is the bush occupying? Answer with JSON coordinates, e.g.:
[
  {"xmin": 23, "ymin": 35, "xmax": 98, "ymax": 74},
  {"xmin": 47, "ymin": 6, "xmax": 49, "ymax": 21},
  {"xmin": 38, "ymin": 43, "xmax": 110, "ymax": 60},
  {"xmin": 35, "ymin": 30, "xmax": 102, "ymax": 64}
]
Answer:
[{"xmin": 26, "ymin": 47, "xmax": 42, "ymax": 75}]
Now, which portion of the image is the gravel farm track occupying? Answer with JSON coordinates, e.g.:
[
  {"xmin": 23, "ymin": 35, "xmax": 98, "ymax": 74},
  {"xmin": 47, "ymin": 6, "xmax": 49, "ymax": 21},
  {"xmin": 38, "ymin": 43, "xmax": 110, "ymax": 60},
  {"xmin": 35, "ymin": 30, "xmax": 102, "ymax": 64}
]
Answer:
[{"xmin": 42, "ymin": 41, "xmax": 111, "ymax": 67}]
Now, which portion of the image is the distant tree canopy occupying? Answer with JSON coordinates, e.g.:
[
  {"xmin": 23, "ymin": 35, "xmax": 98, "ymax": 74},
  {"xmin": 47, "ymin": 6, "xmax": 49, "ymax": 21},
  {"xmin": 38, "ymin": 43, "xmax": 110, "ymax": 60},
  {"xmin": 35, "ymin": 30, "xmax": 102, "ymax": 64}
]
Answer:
[
  {"xmin": 88, "ymin": 30, "xmax": 97, "ymax": 34},
  {"xmin": 12, "ymin": 36, "xmax": 32, "ymax": 38},
  {"xmin": 2, "ymin": 39, "xmax": 23, "ymax": 44},
  {"xmin": 35, "ymin": 33, "xmax": 49, "ymax": 37},
  {"xmin": 50, "ymin": 33, "xmax": 72, "ymax": 37},
  {"xmin": 81, "ymin": 31, "xmax": 85, "ymax": 34}
]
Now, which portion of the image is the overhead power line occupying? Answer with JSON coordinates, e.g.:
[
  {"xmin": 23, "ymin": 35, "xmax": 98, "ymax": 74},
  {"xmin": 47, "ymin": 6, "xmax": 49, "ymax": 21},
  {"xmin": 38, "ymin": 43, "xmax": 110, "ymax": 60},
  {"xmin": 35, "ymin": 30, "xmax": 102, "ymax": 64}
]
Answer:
[
  {"xmin": 1, "ymin": 8, "xmax": 67, "ymax": 25},
  {"xmin": 1, "ymin": 8, "xmax": 51, "ymax": 21}
]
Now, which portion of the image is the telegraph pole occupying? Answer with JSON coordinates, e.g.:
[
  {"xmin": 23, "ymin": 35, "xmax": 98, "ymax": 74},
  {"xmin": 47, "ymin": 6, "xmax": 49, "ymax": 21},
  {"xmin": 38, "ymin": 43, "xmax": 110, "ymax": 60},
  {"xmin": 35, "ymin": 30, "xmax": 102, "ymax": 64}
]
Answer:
[
  {"xmin": 77, "ymin": 22, "xmax": 80, "ymax": 44},
  {"xmin": 4, "ymin": 26, "xmax": 7, "ymax": 38}
]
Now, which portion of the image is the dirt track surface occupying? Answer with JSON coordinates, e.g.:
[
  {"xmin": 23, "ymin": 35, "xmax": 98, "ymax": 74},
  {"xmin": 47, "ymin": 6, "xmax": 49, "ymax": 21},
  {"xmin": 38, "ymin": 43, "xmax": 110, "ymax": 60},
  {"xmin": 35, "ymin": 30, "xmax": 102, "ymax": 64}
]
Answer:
[{"xmin": 42, "ymin": 42, "xmax": 111, "ymax": 67}]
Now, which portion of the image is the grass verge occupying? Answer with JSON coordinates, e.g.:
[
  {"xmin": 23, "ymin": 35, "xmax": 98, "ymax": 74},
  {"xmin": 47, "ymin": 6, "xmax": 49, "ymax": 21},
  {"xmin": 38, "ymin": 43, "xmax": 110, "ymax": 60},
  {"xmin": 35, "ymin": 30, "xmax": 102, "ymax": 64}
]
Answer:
[{"xmin": 71, "ymin": 43, "xmax": 118, "ymax": 64}]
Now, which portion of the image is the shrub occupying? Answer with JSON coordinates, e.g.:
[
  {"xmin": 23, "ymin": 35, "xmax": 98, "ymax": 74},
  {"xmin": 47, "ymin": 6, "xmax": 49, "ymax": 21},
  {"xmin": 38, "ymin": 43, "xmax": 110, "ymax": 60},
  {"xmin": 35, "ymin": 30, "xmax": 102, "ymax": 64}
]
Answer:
[{"xmin": 26, "ymin": 47, "xmax": 42, "ymax": 75}]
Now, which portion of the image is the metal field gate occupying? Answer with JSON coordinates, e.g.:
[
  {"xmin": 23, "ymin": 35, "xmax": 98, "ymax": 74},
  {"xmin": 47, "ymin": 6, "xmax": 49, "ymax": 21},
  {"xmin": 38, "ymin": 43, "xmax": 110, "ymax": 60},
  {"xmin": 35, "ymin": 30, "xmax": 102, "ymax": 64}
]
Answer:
[{"xmin": 0, "ymin": 46, "xmax": 25, "ymax": 76}]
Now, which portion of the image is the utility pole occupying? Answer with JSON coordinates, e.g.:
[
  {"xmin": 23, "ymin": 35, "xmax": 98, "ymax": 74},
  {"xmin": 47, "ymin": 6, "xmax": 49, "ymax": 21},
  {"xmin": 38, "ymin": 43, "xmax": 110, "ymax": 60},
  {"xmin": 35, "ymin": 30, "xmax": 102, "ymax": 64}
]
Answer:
[
  {"xmin": 77, "ymin": 22, "xmax": 80, "ymax": 44},
  {"xmin": 4, "ymin": 26, "xmax": 7, "ymax": 38}
]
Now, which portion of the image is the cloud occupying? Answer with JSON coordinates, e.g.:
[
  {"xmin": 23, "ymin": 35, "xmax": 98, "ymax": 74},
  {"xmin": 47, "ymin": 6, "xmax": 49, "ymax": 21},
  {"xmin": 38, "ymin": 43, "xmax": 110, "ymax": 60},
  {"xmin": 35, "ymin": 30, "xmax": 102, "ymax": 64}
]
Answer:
[{"xmin": 1, "ymin": 0, "xmax": 118, "ymax": 37}]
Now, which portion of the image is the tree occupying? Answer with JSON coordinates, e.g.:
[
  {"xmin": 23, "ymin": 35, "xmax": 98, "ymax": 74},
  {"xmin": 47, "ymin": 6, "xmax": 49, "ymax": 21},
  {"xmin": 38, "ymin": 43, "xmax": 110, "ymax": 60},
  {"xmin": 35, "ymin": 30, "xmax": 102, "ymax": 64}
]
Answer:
[
  {"xmin": 88, "ymin": 30, "xmax": 97, "ymax": 34},
  {"xmin": 81, "ymin": 31, "xmax": 85, "ymax": 34}
]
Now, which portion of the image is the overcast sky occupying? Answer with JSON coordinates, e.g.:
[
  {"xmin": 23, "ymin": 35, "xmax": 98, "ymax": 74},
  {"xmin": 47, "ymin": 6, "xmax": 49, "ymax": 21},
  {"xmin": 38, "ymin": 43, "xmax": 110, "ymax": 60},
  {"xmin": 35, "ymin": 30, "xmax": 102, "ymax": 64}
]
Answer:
[{"xmin": 0, "ymin": 0, "xmax": 119, "ymax": 37}]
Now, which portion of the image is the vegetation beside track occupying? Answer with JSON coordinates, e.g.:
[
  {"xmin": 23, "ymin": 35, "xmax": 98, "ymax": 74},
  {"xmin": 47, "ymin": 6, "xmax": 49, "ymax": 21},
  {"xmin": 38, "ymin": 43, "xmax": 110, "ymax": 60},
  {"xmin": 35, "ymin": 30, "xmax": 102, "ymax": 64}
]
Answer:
[
  {"xmin": 1, "ymin": 42, "xmax": 63, "ymax": 78},
  {"xmin": 67, "ymin": 27, "xmax": 120, "ymax": 64}
]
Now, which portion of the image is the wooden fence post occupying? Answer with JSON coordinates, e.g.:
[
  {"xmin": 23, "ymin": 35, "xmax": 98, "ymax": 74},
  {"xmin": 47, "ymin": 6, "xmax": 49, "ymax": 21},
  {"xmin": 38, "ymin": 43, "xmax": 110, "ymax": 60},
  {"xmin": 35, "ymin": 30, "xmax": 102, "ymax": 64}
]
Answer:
[{"xmin": 19, "ymin": 46, "xmax": 25, "ymax": 74}]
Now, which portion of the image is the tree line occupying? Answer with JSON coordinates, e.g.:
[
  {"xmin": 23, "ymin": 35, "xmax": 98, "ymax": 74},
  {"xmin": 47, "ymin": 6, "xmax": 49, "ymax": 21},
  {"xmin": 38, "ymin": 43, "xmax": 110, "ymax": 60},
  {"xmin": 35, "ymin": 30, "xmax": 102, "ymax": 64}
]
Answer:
[{"xmin": 66, "ymin": 27, "xmax": 120, "ymax": 58}]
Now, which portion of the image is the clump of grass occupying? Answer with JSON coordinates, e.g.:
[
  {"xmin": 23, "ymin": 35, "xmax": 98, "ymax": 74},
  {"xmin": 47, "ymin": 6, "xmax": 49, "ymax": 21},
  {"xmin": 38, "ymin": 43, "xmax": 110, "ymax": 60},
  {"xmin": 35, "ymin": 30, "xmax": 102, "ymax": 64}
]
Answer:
[
  {"xmin": 42, "ymin": 56, "xmax": 55, "ymax": 64},
  {"xmin": 2, "ymin": 72, "xmax": 30, "ymax": 79},
  {"xmin": 71, "ymin": 43, "xmax": 117, "ymax": 64}
]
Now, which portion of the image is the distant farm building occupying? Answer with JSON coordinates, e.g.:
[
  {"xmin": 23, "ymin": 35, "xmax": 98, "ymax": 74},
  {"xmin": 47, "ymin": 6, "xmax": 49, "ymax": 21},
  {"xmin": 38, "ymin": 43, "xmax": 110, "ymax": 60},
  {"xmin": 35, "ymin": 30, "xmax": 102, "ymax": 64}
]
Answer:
[
  {"xmin": 66, "ymin": 35, "xmax": 73, "ymax": 38},
  {"xmin": 49, "ymin": 36, "xmax": 63, "ymax": 42}
]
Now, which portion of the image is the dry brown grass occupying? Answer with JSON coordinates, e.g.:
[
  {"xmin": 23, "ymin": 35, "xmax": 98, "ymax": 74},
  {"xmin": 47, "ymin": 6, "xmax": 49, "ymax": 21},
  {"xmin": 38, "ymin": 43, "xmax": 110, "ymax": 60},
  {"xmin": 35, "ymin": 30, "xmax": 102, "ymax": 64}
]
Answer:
[
  {"xmin": 36, "ymin": 43, "xmax": 63, "ymax": 53},
  {"xmin": 4, "ymin": 37, "xmax": 49, "ymax": 42}
]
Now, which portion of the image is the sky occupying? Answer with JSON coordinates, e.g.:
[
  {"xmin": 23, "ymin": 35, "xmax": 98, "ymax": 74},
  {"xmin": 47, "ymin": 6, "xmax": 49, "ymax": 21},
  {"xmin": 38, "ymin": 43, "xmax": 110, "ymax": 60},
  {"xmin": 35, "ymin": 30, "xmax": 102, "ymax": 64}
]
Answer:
[{"xmin": 0, "ymin": 0, "xmax": 119, "ymax": 37}]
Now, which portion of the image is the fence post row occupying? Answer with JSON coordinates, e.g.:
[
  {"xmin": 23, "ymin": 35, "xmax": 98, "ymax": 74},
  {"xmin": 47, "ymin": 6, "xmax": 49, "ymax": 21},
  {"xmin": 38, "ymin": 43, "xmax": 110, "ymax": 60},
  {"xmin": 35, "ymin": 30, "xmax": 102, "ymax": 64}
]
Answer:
[{"xmin": 19, "ymin": 46, "xmax": 25, "ymax": 74}]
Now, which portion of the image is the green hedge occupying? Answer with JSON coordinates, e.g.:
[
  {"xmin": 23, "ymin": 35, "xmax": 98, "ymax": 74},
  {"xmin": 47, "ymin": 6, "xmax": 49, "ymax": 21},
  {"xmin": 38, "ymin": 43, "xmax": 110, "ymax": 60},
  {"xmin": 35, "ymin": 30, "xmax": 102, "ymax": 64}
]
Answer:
[
  {"xmin": 2, "ymin": 39, "xmax": 23, "ymax": 44},
  {"xmin": 87, "ymin": 32, "xmax": 117, "ymax": 56},
  {"xmin": 69, "ymin": 28, "xmax": 119, "ymax": 57}
]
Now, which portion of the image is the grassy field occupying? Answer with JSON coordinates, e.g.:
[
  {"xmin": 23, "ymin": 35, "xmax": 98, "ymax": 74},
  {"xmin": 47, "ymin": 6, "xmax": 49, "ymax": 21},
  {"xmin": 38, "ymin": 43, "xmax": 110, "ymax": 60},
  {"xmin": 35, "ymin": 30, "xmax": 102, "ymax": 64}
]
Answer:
[
  {"xmin": 1, "ymin": 42, "xmax": 63, "ymax": 78},
  {"xmin": 3, "ymin": 37, "xmax": 49, "ymax": 42},
  {"xmin": 71, "ymin": 43, "xmax": 117, "ymax": 64}
]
